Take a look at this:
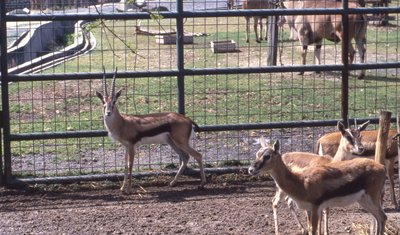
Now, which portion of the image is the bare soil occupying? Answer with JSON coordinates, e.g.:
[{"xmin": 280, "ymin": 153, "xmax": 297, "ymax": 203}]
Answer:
[{"xmin": 1, "ymin": 173, "xmax": 399, "ymax": 235}]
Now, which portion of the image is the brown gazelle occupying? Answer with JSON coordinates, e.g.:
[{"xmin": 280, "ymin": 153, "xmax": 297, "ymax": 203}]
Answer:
[
  {"xmin": 270, "ymin": 121, "xmax": 369, "ymax": 235},
  {"xmin": 96, "ymin": 68, "xmax": 206, "ymax": 194},
  {"xmin": 249, "ymin": 137, "xmax": 387, "ymax": 235},
  {"xmin": 316, "ymin": 121, "xmax": 399, "ymax": 210}
]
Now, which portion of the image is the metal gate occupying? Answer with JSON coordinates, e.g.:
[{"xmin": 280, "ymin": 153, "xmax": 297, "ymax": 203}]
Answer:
[{"xmin": 1, "ymin": 0, "xmax": 400, "ymax": 186}]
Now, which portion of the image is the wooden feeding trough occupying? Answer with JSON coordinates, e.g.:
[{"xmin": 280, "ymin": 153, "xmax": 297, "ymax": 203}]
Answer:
[
  {"xmin": 155, "ymin": 34, "xmax": 193, "ymax": 44},
  {"xmin": 210, "ymin": 40, "xmax": 237, "ymax": 53}
]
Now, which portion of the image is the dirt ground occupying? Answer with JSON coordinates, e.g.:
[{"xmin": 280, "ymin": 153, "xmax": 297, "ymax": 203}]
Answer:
[{"xmin": 1, "ymin": 173, "xmax": 399, "ymax": 235}]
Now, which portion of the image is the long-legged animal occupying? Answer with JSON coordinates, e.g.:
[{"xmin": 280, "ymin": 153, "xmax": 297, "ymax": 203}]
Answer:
[
  {"xmin": 241, "ymin": 0, "xmax": 269, "ymax": 43},
  {"xmin": 96, "ymin": 68, "xmax": 206, "ymax": 194},
  {"xmin": 316, "ymin": 123, "xmax": 399, "ymax": 210},
  {"xmin": 271, "ymin": 120, "xmax": 369, "ymax": 235},
  {"xmin": 249, "ymin": 138, "xmax": 387, "ymax": 235},
  {"xmin": 279, "ymin": 0, "xmax": 368, "ymax": 79}
]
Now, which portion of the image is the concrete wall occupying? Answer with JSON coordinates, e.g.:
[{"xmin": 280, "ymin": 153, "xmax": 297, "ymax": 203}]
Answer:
[{"xmin": 7, "ymin": 20, "xmax": 77, "ymax": 68}]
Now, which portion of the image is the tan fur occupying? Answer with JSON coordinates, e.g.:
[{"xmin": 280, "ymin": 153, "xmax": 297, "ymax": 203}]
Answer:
[
  {"xmin": 316, "ymin": 129, "xmax": 399, "ymax": 210},
  {"xmin": 280, "ymin": 0, "xmax": 367, "ymax": 79},
  {"xmin": 96, "ymin": 69, "xmax": 206, "ymax": 194},
  {"xmin": 270, "ymin": 121, "xmax": 367, "ymax": 235},
  {"xmin": 249, "ymin": 139, "xmax": 387, "ymax": 235},
  {"xmin": 279, "ymin": 153, "xmax": 332, "ymax": 235}
]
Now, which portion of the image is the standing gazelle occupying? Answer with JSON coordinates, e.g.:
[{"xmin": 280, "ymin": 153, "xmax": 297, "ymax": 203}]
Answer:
[
  {"xmin": 316, "ymin": 122, "xmax": 399, "ymax": 210},
  {"xmin": 249, "ymin": 138, "xmax": 387, "ymax": 235},
  {"xmin": 271, "ymin": 120, "xmax": 370, "ymax": 235},
  {"xmin": 96, "ymin": 68, "xmax": 206, "ymax": 194}
]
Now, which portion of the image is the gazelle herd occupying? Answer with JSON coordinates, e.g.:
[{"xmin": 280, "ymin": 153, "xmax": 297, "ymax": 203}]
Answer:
[
  {"xmin": 94, "ymin": 0, "xmax": 396, "ymax": 233},
  {"xmin": 97, "ymin": 67, "xmax": 399, "ymax": 234}
]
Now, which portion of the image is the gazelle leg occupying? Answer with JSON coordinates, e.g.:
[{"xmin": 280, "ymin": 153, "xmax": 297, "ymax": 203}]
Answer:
[
  {"xmin": 272, "ymin": 189, "xmax": 283, "ymax": 235},
  {"xmin": 287, "ymin": 197, "xmax": 307, "ymax": 235},
  {"xmin": 121, "ymin": 146, "xmax": 135, "ymax": 194},
  {"xmin": 358, "ymin": 194, "xmax": 387, "ymax": 235},
  {"xmin": 310, "ymin": 206, "xmax": 320, "ymax": 235},
  {"xmin": 168, "ymin": 137, "xmax": 189, "ymax": 187},
  {"xmin": 386, "ymin": 159, "xmax": 399, "ymax": 210},
  {"xmin": 170, "ymin": 137, "xmax": 206, "ymax": 187},
  {"xmin": 185, "ymin": 147, "xmax": 206, "ymax": 188},
  {"xmin": 322, "ymin": 208, "xmax": 329, "ymax": 235}
]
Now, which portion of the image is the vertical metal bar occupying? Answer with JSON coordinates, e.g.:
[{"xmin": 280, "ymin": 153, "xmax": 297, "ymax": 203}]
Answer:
[
  {"xmin": 0, "ymin": 0, "xmax": 12, "ymax": 184},
  {"xmin": 397, "ymin": 114, "xmax": 400, "ymax": 187},
  {"xmin": 176, "ymin": 0, "xmax": 185, "ymax": 115},
  {"xmin": 266, "ymin": 2, "xmax": 278, "ymax": 66},
  {"xmin": 341, "ymin": 0, "xmax": 349, "ymax": 127}
]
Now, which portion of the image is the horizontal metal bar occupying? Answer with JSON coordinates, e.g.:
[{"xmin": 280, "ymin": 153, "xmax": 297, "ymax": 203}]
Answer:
[
  {"xmin": 5, "ymin": 7, "xmax": 400, "ymax": 22},
  {"xmin": 8, "ymin": 62, "xmax": 400, "ymax": 82},
  {"xmin": 199, "ymin": 118, "xmax": 395, "ymax": 132},
  {"xmin": 8, "ymin": 167, "xmax": 247, "ymax": 185},
  {"xmin": 8, "ymin": 71, "xmax": 180, "ymax": 82},
  {"xmin": 9, "ymin": 117, "xmax": 396, "ymax": 141},
  {"xmin": 10, "ymin": 130, "xmax": 107, "ymax": 141}
]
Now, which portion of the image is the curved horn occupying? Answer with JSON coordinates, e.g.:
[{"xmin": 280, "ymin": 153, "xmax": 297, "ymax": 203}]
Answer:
[
  {"xmin": 354, "ymin": 118, "xmax": 358, "ymax": 130},
  {"xmin": 102, "ymin": 66, "xmax": 107, "ymax": 97},
  {"xmin": 110, "ymin": 67, "xmax": 118, "ymax": 97}
]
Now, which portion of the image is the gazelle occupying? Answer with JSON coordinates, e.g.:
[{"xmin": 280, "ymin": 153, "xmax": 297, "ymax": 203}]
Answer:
[
  {"xmin": 96, "ymin": 68, "xmax": 206, "ymax": 194},
  {"xmin": 240, "ymin": 0, "xmax": 270, "ymax": 43},
  {"xmin": 316, "ymin": 122, "xmax": 399, "ymax": 210},
  {"xmin": 249, "ymin": 138, "xmax": 387, "ymax": 235},
  {"xmin": 270, "ymin": 120, "xmax": 369, "ymax": 235}
]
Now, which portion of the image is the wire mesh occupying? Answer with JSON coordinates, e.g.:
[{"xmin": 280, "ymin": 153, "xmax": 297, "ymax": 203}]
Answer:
[{"xmin": 2, "ymin": 0, "xmax": 400, "ymax": 182}]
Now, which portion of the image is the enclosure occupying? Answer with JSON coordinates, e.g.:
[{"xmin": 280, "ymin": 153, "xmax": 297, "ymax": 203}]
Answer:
[{"xmin": 0, "ymin": 0, "xmax": 400, "ymax": 233}]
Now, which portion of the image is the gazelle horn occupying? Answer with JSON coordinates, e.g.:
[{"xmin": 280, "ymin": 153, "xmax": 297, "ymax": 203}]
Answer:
[
  {"xmin": 102, "ymin": 66, "xmax": 107, "ymax": 97},
  {"xmin": 110, "ymin": 67, "xmax": 118, "ymax": 97}
]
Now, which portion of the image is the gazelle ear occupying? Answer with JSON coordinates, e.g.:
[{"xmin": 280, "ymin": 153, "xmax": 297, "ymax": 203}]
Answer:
[
  {"xmin": 273, "ymin": 140, "xmax": 280, "ymax": 152},
  {"xmin": 337, "ymin": 121, "xmax": 346, "ymax": 134},
  {"xmin": 358, "ymin": 120, "xmax": 370, "ymax": 132},
  {"xmin": 96, "ymin": 91, "xmax": 105, "ymax": 104}
]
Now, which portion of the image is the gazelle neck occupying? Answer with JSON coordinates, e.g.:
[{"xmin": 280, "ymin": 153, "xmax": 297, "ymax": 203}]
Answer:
[
  {"xmin": 104, "ymin": 106, "xmax": 125, "ymax": 135},
  {"xmin": 332, "ymin": 138, "xmax": 353, "ymax": 162},
  {"xmin": 269, "ymin": 157, "xmax": 305, "ymax": 200}
]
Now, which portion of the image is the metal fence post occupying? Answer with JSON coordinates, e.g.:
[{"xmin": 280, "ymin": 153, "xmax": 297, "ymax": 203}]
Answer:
[
  {"xmin": 176, "ymin": 0, "xmax": 185, "ymax": 115},
  {"xmin": 341, "ymin": 0, "xmax": 349, "ymax": 126},
  {"xmin": 0, "ymin": 0, "xmax": 12, "ymax": 185},
  {"xmin": 266, "ymin": 0, "xmax": 278, "ymax": 66}
]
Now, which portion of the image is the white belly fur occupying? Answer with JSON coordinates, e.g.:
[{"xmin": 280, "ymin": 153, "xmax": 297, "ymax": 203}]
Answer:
[
  {"xmin": 291, "ymin": 190, "xmax": 365, "ymax": 212},
  {"xmin": 319, "ymin": 190, "xmax": 365, "ymax": 209},
  {"xmin": 135, "ymin": 132, "xmax": 169, "ymax": 145}
]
